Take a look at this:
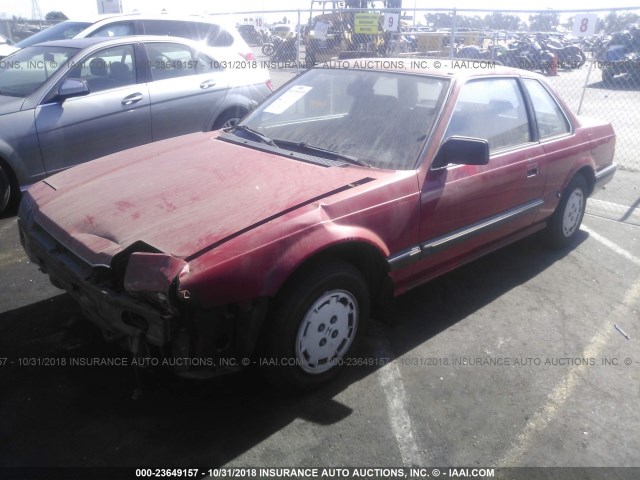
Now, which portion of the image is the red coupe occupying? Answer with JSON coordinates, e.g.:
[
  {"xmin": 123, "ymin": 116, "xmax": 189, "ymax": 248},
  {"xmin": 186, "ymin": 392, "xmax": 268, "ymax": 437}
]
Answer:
[{"xmin": 19, "ymin": 60, "xmax": 616, "ymax": 388}]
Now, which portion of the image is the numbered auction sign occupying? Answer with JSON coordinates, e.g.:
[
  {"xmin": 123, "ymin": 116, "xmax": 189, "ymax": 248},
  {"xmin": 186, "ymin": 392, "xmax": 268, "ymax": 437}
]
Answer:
[
  {"xmin": 383, "ymin": 13, "xmax": 400, "ymax": 32},
  {"xmin": 572, "ymin": 14, "xmax": 597, "ymax": 37}
]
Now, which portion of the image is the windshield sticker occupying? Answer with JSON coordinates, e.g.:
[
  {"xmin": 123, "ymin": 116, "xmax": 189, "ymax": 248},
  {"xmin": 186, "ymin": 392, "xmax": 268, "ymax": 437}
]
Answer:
[{"xmin": 264, "ymin": 85, "xmax": 313, "ymax": 114}]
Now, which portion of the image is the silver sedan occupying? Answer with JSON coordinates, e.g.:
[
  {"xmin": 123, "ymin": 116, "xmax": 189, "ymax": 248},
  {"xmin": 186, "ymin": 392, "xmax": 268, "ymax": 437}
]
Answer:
[{"xmin": 0, "ymin": 35, "xmax": 272, "ymax": 214}]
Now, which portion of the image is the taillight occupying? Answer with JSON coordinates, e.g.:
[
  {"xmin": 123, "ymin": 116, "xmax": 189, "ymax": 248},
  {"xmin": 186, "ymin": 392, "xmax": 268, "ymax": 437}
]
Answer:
[
  {"xmin": 266, "ymin": 80, "xmax": 274, "ymax": 91},
  {"xmin": 241, "ymin": 51, "xmax": 256, "ymax": 61}
]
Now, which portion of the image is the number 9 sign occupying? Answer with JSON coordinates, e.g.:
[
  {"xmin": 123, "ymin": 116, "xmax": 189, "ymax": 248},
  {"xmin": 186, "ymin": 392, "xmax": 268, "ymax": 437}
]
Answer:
[{"xmin": 383, "ymin": 13, "xmax": 400, "ymax": 32}]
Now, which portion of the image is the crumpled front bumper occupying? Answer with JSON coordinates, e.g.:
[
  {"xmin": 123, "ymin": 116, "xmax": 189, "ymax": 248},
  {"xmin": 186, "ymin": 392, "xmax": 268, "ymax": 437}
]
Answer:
[
  {"xmin": 18, "ymin": 199, "xmax": 174, "ymax": 348},
  {"xmin": 18, "ymin": 198, "xmax": 270, "ymax": 376}
]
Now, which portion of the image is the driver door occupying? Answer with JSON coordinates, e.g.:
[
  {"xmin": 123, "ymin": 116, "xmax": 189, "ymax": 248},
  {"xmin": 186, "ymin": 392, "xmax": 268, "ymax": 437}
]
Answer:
[
  {"xmin": 35, "ymin": 43, "xmax": 152, "ymax": 175},
  {"xmin": 413, "ymin": 77, "xmax": 547, "ymax": 278}
]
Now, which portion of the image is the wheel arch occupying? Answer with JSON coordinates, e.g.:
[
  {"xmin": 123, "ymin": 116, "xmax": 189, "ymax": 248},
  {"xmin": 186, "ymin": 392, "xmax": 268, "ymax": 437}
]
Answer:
[
  {"xmin": 211, "ymin": 103, "xmax": 250, "ymax": 130},
  {"xmin": 278, "ymin": 240, "xmax": 391, "ymax": 302},
  {"xmin": 574, "ymin": 164, "xmax": 596, "ymax": 196}
]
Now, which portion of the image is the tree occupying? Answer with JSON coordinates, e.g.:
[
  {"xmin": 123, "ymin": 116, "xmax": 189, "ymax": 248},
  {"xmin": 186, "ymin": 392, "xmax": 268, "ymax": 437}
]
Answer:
[
  {"xmin": 484, "ymin": 13, "xmax": 522, "ymax": 31},
  {"xmin": 528, "ymin": 13, "xmax": 560, "ymax": 32},
  {"xmin": 604, "ymin": 11, "xmax": 640, "ymax": 33},
  {"xmin": 426, "ymin": 13, "xmax": 453, "ymax": 29},
  {"xmin": 45, "ymin": 11, "xmax": 68, "ymax": 21}
]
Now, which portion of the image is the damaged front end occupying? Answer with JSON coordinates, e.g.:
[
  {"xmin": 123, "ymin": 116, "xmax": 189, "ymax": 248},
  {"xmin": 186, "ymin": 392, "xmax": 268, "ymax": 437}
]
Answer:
[{"xmin": 18, "ymin": 198, "xmax": 269, "ymax": 378}]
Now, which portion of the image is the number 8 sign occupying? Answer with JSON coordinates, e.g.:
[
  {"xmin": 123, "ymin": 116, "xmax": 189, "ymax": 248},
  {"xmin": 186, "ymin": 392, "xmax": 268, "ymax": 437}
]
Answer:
[{"xmin": 572, "ymin": 14, "xmax": 597, "ymax": 37}]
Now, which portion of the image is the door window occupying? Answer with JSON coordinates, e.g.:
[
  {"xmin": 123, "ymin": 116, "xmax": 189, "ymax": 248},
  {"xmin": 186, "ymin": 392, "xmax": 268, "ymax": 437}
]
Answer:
[
  {"xmin": 445, "ymin": 78, "xmax": 531, "ymax": 153},
  {"xmin": 67, "ymin": 45, "xmax": 135, "ymax": 92}
]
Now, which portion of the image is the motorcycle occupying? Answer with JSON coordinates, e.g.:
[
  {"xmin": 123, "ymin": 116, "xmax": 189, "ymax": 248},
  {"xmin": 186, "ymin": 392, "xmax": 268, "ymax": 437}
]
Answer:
[
  {"xmin": 598, "ymin": 32, "xmax": 640, "ymax": 85},
  {"xmin": 496, "ymin": 38, "xmax": 555, "ymax": 74},
  {"xmin": 538, "ymin": 37, "xmax": 586, "ymax": 69},
  {"xmin": 261, "ymin": 35, "xmax": 299, "ymax": 62},
  {"xmin": 456, "ymin": 44, "xmax": 502, "ymax": 61}
]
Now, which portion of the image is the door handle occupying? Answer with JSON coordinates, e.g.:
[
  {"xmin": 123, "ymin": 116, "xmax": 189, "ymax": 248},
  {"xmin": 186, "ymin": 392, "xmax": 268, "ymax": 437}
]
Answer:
[
  {"xmin": 526, "ymin": 164, "xmax": 540, "ymax": 178},
  {"xmin": 121, "ymin": 93, "xmax": 143, "ymax": 106},
  {"xmin": 200, "ymin": 80, "xmax": 217, "ymax": 89}
]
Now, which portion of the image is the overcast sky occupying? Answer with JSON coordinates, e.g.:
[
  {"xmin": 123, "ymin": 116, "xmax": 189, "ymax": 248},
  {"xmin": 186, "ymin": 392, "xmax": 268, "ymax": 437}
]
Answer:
[{"xmin": 1, "ymin": 0, "xmax": 639, "ymax": 22}]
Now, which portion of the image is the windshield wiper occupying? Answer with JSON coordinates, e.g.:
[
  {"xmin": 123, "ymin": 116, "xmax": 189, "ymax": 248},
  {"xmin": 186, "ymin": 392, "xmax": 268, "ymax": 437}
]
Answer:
[
  {"xmin": 231, "ymin": 125, "xmax": 278, "ymax": 148},
  {"xmin": 272, "ymin": 139, "xmax": 371, "ymax": 167}
]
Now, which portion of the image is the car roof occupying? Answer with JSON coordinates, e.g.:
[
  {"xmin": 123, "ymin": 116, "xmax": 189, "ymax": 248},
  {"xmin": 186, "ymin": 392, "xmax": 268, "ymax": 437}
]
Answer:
[
  {"xmin": 89, "ymin": 13, "xmax": 238, "ymax": 26},
  {"xmin": 54, "ymin": 14, "xmax": 126, "ymax": 23},
  {"xmin": 31, "ymin": 35, "xmax": 203, "ymax": 50}
]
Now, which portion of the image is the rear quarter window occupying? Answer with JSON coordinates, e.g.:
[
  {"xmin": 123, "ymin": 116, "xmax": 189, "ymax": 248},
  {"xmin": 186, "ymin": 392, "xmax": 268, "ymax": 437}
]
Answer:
[
  {"xmin": 522, "ymin": 78, "xmax": 570, "ymax": 139},
  {"xmin": 141, "ymin": 20, "xmax": 234, "ymax": 47}
]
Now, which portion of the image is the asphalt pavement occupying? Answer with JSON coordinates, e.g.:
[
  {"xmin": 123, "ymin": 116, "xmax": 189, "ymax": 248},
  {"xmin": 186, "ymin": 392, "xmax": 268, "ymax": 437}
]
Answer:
[{"xmin": 0, "ymin": 60, "xmax": 638, "ymax": 477}]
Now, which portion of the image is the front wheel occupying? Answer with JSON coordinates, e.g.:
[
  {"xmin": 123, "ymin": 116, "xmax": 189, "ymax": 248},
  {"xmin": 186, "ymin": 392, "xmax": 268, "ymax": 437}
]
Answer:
[
  {"xmin": 544, "ymin": 175, "xmax": 588, "ymax": 248},
  {"xmin": 258, "ymin": 260, "xmax": 370, "ymax": 390},
  {"xmin": 213, "ymin": 108, "xmax": 246, "ymax": 129}
]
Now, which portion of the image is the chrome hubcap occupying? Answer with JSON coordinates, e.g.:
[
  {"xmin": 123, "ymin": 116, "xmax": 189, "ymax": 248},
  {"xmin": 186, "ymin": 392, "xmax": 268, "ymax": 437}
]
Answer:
[
  {"xmin": 562, "ymin": 188, "xmax": 584, "ymax": 237},
  {"xmin": 295, "ymin": 289, "xmax": 358, "ymax": 374}
]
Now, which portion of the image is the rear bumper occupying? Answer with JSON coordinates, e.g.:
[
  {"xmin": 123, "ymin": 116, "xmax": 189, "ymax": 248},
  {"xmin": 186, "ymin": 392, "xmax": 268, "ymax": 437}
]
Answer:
[{"xmin": 593, "ymin": 163, "xmax": 617, "ymax": 194}]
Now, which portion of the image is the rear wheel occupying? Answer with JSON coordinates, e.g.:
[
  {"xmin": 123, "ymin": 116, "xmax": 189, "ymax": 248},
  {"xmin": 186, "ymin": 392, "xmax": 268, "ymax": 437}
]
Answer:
[
  {"xmin": 261, "ymin": 43, "xmax": 275, "ymax": 56},
  {"xmin": 259, "ymin": 260, "xmax": 370, "ymax": 390},
  {"xmin": 577, "ymin": 51, "xmax": 587, "ymax": 68},
  {"xmin": 0, "ymin": 165, "xmax": 12, "ymax": 215},
  {"xmin": 602, "ymin": 68, "xmax": 615, "ymax": 85},
  {"xmin": 305, "ymin": 52, "xmax": 316, "ymax": 69},
  {"xmin": 545, "ymin": 175, "xmax": 587, "ymax": 248}
]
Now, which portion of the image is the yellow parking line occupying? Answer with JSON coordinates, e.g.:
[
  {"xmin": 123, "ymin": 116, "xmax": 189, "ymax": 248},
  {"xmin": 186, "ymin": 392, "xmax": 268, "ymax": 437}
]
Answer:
[
  {"xmin": 499, "ymin": 227, "xmax": 640, "ymax": 466},
  {"xmin": 0, "ymin": 252, "xmax": 28, "ymax": 269}
]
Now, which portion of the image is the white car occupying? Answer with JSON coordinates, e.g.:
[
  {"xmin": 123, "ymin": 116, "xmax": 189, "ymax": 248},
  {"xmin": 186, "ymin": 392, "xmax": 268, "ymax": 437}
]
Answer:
[{"xmin": 0, "ymin": 13, "xmax": 257, "ymax": 61}]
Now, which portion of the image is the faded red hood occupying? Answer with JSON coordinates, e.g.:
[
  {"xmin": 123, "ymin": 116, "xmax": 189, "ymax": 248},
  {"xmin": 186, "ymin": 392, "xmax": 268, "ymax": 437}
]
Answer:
[{"xmin": 29, "ymin": 132, "xmax": 375, "ymax": 265}]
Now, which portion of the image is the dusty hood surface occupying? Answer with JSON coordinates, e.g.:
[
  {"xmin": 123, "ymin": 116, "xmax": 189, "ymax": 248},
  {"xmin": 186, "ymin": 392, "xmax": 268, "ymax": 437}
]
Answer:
[{"xmin": 30, "ymin": 132, "xmax": 374, "ymax": 265}]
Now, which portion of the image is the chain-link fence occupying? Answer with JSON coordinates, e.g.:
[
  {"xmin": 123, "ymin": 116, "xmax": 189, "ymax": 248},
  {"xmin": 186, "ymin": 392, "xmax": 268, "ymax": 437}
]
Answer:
[{"xmin": 212, "ymin": 7, "xmax": 640, "ymax": 175}]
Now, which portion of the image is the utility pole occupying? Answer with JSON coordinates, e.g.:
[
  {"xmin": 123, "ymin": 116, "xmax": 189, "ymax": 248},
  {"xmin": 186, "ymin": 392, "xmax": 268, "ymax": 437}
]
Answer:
[{"xmin": 31, "ymin": 0, "xmax": 43, "ymax": 21}]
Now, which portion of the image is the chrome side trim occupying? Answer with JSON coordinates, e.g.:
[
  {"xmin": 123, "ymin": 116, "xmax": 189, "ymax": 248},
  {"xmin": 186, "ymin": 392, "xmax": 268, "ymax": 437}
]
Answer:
[{"xmin": 388, "ymin": 198, "xmax": 544, "ymax": 271}]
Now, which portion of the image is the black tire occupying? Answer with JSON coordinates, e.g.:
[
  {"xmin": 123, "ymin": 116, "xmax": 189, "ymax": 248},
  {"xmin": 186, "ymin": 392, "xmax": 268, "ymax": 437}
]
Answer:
[
  {"xmin": 304, "ymin": 53, "xmax": 316, "ymax": 69},
  {"xmin": 258, "ymin": 260, "xmax": 370, "ymax": 390},
  {"xmin": 544, "ymin": 174, "xmax": 588, "ymax": 249},
  {"xmin": 261, "ymin": 43, "xmax": 275, "ymax": 56},
  {"xmin": 213, "ymin": 108, "xmax": 246, "ymax": 130},
  {"xmin": 602, "ymin": 68, "xmax": 615, "ymax": 85},
  {"xmin": 578, "ymin": 51, "xmax": 587, "ymax": 68},
  {"xmin": 0, "ymin": 165, "xmax": 11, "ymax": 216}
]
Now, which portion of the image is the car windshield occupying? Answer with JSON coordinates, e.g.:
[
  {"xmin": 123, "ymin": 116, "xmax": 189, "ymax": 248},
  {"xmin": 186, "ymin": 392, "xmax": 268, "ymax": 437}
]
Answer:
[
  {"xmin": 15, "ymin": 22, "xmax": 93, "ymax": 48},
  {"xmin": 0, "ymin": 46, "xmax": 78, "ymax": 97},
  {"xmin": 237, "ymin": 68, "xmax": 449, "ymax": 170}
]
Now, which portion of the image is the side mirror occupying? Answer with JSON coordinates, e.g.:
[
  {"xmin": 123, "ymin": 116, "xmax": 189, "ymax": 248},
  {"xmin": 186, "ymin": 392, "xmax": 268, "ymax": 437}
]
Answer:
[
  {"xmin": 57, "ymin": 78, "xmax": 90, "ymax": 101},
  {"xmin": 431, "ymin": 136, "xmax": 490, "ymax": 169}
]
